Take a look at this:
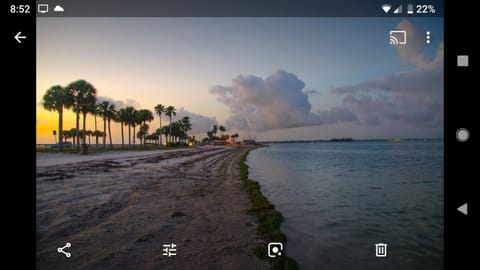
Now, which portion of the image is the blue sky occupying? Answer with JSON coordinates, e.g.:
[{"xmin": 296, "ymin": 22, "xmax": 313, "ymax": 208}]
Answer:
[{"xmin": 37, "ymin": 17, "xmax": 443, "ymax": 142}]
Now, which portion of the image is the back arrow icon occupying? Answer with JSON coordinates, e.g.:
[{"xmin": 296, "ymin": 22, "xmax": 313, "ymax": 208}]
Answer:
[{"xmin": 15, "ymin": 32, "xmax": 26, "ymax": 43}]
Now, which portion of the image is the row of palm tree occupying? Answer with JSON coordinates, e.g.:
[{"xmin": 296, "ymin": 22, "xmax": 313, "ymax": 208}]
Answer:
[
  {"xmin": 204, "ymin": 125, "xmax": 239, "ymax": 143},
  {"xmin": 135, "ymin": 116, "xmax": 192, "ymax": 145},
  {"xmin": 206, "ymin": 124, "xmax": 227, "ymax": 140},
  {"xmin": 43, "ymin": 79, "xmax": 192, "ymax": 151},
  {"xmin": 59, "ymin": 128, "xmax": 105, "ymax": 146},
  {"xmin": 154, "ymin": 104, "xmax": 177, "ymax": 144}
]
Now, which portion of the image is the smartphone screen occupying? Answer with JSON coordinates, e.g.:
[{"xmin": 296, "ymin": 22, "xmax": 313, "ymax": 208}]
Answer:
[{"xmin": 5, "ymin": 0, "xmax": 473, "ymax": 269}]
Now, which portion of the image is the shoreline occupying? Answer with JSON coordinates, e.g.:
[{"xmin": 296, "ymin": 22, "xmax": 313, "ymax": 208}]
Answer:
[
  {"xmin": 240, "ymin": 150, "xmax": 299, "ymax": 270},
  {"xmin": 36, "ymin": 147, "xmax": 203, "ymax": 167},
  {"xmin": 37, "ymin": 145, "xmax": 269, "ymax": 269}
]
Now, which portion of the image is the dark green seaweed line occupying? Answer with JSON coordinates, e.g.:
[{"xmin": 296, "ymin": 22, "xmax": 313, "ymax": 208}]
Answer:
[{"xmin": 239, "ymin": 150, "xmax": 299, "ymax": 270}]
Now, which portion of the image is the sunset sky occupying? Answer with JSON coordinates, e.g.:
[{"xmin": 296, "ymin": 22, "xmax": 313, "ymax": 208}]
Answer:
[{"xmin": 37, "ymin": 17, "xmax": 443, "ymax": 144}]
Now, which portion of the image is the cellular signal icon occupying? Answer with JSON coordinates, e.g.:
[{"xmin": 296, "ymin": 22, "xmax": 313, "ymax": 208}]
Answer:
[
  {"xmin": 389, "ymin": 30, "xmax": 407, "ymax": 45},
  {"xmin": 381, "ymin": 4, "xmax": 392, "ymax": 13},
  {"xmin": 393, "ymin": 5, "xmax": 402, "ymax": 14}
]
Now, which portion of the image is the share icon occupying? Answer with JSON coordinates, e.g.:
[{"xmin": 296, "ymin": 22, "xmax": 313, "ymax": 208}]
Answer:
[{"xmin": 57, "ymin": 242, "xmax": 71, "ymax": 258}]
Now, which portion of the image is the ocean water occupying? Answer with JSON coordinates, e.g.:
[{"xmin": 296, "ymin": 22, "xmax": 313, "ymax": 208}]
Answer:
[{"xmin": 247, "ymin": 140, "xmax": 443, "ymax": 270}]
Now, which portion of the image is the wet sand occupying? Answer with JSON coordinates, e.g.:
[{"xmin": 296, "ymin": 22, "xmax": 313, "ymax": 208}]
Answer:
[{"xmin": 36, "ymin": 146, "xmax": 269, "ymax": 270}]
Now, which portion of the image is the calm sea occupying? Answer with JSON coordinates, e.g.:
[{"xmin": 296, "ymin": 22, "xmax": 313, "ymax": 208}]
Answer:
[{"xmin": 247, "ymin": 140, "xmax": 443, "ymax": 270}]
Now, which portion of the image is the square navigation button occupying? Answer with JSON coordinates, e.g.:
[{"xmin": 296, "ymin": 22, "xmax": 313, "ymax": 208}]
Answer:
[{"xmin": 457, "ymin": 55, "xmax": 469, "ymax": 67}]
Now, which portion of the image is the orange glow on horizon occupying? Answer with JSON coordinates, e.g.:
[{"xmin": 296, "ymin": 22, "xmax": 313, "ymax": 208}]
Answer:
[{"xmin": 37, "ymin": 107, "xmax": 77, "ymax": 144}]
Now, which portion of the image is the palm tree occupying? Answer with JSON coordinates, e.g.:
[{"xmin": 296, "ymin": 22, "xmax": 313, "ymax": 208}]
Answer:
[
  {"xmin": 207, "ymin": 131, "xmax": 213, "ymax": 141},
  {"xmin": 78, "ymin": 130, "xmax": 86, "ymax": 145},
  {"xmin": 123, "ymin": 106, "xmax": 136, "ymax": 147},
  {"xmin": 86, "ymin": 130, "xmax": 93, "ymax": 145},
  {"xmin": 137, "ymin": 109, "xmax": 154, "ymax": 146},
  {"xmin": 161, "ymin": 126, "xmax": 169, "ymax": 146},
  {"xmin": 219, "ymin": 125, "xmax": 226, "ymax": 135},
  {"xmin": 181, "ymin": 116, "xmax": 192, "ymax": 131},
  {"xmin": 231, "ymin": 133, "xmax": 239, "ymax": 143},
  {"xmin": 145, "ymin": 133, "xmax": 158, "ymax": 144},
  {"xmin": 218, "ymin": 125, "xmax": 228, "ymax": 141},
  {"xmin": 52, "ymin": 130, "xmax": 57, "ymax": 144},
  {"xmin": 131, "ymin": 111, "xmax": 141, "ymax": 147},
  {"xmin": 69, "ymin": 128, "xmax": 77, "ymax": 147},
  {"xmin": 97, "ymin": 101, "xmax": 110, "ymax": 148},
  {"xmin": 42, "ymin": 85, "xmax": 73, "ymax": 151},
  {"xmin": 137, "ymin": 124, "xmax": 149, "ymax": 145},
  {"xmin": 93, "ymin": 103, "xmax": 100, "ymax": 147},
  {"xmin": 67, "ymin": 80, "xmax": 97, "ymax": 152},
  {"xmin": 154, "ymin": 104, "xmax": 165, "ymax": 146},
  {"xmin": 107, "ymin": 104, "xmax": 116, "ymax": 148},
  {"xmin": 165, "ymin": 106, "xmax": 176, "ymax": 144},
  {"xmin": 180, "ymin": 116, "xmax": 192, "ymax": 143},
  {"xmin": 169, "ymin": 121, "xmax": 178, "ymax": 143},
  {"xmin": 96, "ymin": 101, "xmax": 116, "ymax": 148},
  {"xmin": 74, "ymin": 108, "xmax": 80, "ymax": 149},
  {"xmin": 115, "ymin": 108, "xmax": 128, "ymax": 148},
  {"xmin": 212, "ymin": 124, "xmax": 218, "ymax": 139},
  {"xmin": 63, "ymin": 130, "xmax": 72, "ymax": 143},
  {"xmin": 92, "ymin": 130, "xmax": 104, "ymax": 145},
  {"xmin": 154, "ymin": 128, "xmax": 162, "ymax": 145}
]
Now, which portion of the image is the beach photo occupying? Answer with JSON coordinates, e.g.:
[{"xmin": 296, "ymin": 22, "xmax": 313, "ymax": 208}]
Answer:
[{"xmin": 37, "ymin": 17, "xmax": 443, "ymax": 270}]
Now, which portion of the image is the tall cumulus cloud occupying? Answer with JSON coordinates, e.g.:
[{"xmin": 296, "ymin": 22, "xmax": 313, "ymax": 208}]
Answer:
[{"xmin": 210, "ymin": 70, "xmax": 355, "ymax": 131}]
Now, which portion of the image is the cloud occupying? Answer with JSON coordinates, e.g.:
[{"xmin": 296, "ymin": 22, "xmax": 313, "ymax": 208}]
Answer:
[
  {"xmin": 210, "ymin": 21, "xmax": 443, "ymax": 136},
  {"xmin": 395, "ymin": 20, "xmax": 429, "ymax": 67},
  {"xmin": 96, "ymin": 96, "xmax": 215, "ymax": 134},
  {"xmin": 53, "ymin": 5, "xmax": 64, "ymax": 12},
  {"xmin": 304, "ymin": 89, "xmax": 319, "ymax": 95},
  {"xmin": 97, "ymin": 96, "xmax": 141, "ymax": 109},
  {"xmin": 125, "ymin": 99, "xmax": 141, "ymax": 108},
  {"xmin": 330, "ymin": 21, "xmax": 444, "ymax": 129},
  {"xmin": 210, "ymin": 69, "xmax": 357, "ymax": 131},
  {"xmin": 332, "ymin": 62, "xmax": 443, "ymax": 127},
  {"xmin": 174, "ymin": 107, "xmax": 218, "ymax": 134}
]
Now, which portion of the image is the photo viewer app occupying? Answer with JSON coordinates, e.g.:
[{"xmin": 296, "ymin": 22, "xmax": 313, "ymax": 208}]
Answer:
[{"xmin": 33, "ymin": 1, "xmax": 450, "ymax": 270}]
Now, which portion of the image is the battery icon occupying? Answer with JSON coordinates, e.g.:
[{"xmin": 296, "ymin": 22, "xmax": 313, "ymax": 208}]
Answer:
[{"xmin": 407, "ymin": 4, "xmax": 414, "ymax": 14}]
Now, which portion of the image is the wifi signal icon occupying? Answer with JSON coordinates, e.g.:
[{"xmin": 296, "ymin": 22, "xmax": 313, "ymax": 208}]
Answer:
[
  {"xmin": 381, "ymin": 4, "xmax": 392, "ymax": 13},
  {"xmin": 389, "ymin": 30, "xmax": 407, "ymax": 45}
]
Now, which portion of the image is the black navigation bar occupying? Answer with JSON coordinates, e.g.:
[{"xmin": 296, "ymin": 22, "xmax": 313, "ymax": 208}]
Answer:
[{"xmin": 444, "ymin": 0, "xmax": 475, "ymax": 268}]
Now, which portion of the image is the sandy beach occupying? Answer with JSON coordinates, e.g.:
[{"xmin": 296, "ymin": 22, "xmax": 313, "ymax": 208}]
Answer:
[{"xmin": 36, "ymin": 146, "xmax": 269, "ymax": 270}]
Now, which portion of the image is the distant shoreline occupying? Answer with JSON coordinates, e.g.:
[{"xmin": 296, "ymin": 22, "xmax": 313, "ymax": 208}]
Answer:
[{"xmin": 259, "ymin": 138, "xmax": 443, "ymax": 144}]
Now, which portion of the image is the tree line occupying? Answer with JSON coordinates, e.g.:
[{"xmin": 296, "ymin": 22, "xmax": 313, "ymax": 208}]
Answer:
[
  {"xmin": 42, "ymin": 79, "xmax": 192, "ymax": 151},
  {"xmin": 204, "ymin": 124, "xmax": 239, "ymax": 143}
]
